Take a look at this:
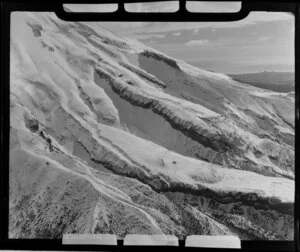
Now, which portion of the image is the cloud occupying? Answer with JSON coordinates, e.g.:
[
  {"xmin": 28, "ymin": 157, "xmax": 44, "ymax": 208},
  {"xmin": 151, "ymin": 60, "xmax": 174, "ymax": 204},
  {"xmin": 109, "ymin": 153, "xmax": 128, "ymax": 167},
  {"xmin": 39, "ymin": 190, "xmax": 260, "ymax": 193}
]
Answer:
[
  {"xmin": 172, "ymin": 32, "xmax": 181, "ymax": 36},
  {"xmin": 185, "ymin": 40, "xmax": 209, "ymax": 46},
  {"xmin": 131, "ymin": 33, "xmax": 165, "ymax": 41},
  {"xmin": 256, "ymin": 36, "xmax": 275, "ymax": 42},
  {"xmin": 192, "ymin": 28, "xmax": 199, "ymax": 35},
  {"xmin": 125, "ymin": 1, "xmax": 178, "ymax": 12},
  {"xmin": 97, "ymin": 11, "xmax": 293, "ymax": 38},
  {"xmin": 64, "ymin": 4, "xmax": 118, "ymax": 12},
  {"xmin": 186, "ymin": 1, "xmax": 241, "ymax": 13}
]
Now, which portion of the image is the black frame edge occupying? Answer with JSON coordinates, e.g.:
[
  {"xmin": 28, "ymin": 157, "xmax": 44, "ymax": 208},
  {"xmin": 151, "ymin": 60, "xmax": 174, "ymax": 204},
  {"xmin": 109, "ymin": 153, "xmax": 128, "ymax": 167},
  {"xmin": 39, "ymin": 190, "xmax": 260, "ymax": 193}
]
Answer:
[{"xmin": 0, "ymin": 1, "xmax": 299, "ymax": 251}]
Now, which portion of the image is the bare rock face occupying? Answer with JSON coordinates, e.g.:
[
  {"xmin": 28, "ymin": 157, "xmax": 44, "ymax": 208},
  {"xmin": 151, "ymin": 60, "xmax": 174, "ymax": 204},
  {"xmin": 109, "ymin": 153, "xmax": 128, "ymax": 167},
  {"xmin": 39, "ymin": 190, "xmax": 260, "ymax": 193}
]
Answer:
[
  {"xmin": 9, "ymin": 12, "xmax": 294, "ymax": 240},
  {"xmin": 24, "ymin": 113, "xmax": 39, "ymax": 132}
]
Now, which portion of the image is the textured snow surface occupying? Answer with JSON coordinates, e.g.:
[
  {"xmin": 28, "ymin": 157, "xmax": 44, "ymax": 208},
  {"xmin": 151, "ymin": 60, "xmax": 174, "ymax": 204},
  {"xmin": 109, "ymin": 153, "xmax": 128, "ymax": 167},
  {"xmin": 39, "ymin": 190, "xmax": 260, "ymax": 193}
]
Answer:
[{"xmin": 10, "ymin": 12, "xmax": 294, "ymax": 240}]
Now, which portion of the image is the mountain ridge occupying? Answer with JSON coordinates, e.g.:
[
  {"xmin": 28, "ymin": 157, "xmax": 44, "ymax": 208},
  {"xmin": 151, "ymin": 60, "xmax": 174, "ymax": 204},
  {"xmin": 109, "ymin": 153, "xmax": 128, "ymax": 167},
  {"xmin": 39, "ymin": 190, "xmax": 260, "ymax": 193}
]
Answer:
[{"xmin": 9, "ymin": 12, "xmax": 294, "ymax": 240}]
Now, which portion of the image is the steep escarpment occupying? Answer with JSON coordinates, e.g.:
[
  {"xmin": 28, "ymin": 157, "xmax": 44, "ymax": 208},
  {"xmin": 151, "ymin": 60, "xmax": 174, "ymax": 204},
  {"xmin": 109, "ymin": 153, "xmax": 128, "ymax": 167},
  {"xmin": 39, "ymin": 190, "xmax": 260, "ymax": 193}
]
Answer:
[
  {"xmin": 9, "ymin": 11, "xmax": 294, "ymax": 240},
  {"xmin": 94, "ymin": 67, "xmax": 232, "ymax": 152},
  {"xmin": 93, "ymin": 65, "xmax": 294, "ymax": 179},
  {"xmin": 94, "ymin": 69, "xmax": 225, "ymax": 165}
]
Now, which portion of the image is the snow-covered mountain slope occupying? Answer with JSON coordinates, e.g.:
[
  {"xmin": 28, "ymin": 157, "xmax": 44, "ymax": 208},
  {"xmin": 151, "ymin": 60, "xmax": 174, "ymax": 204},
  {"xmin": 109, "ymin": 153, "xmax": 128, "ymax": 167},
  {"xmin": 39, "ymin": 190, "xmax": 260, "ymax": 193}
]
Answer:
[{"xmin": 10, "ymin": 12, "xmax": 295, "ymax": 240}]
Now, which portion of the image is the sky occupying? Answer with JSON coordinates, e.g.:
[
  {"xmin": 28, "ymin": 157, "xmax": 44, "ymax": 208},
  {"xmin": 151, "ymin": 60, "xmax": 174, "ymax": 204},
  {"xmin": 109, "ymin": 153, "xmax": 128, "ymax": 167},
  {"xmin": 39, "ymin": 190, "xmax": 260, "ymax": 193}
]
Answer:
[{"xmin": 66, "ymin": 2, "xmax": 295, "ymax": 74}]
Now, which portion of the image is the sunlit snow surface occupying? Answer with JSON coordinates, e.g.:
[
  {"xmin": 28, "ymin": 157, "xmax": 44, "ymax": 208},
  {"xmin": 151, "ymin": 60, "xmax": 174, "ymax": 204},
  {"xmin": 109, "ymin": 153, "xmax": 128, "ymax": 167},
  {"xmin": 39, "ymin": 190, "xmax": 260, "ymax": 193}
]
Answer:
[{"xmin": 9, "ymin": 12, "xmax": 294, "ymax": 240}]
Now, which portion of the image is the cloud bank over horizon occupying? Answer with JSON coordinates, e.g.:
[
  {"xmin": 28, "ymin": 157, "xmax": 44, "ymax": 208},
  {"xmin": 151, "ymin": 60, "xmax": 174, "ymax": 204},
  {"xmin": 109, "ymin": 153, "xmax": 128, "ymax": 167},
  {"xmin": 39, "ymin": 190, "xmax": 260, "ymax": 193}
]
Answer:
[{"xmin": 66, "ymin": 2, "xmax": 294, "ymax": 74}]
